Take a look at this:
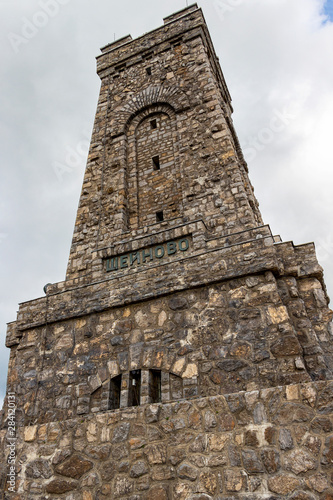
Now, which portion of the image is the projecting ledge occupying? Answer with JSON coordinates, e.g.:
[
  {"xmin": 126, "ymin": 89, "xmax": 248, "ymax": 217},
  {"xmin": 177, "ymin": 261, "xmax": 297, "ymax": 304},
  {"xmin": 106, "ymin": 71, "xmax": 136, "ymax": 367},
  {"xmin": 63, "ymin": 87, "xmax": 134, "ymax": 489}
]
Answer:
[{"xmin": 100, "ymin": 35, "xmax": 133, "ymax": 54}]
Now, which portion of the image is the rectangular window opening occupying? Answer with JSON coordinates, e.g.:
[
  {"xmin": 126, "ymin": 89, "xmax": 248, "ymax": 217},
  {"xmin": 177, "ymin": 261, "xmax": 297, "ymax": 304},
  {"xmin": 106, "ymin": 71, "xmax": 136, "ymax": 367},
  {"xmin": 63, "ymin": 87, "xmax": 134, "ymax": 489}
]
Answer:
[
  {"xmin": 146, "ymin": 67, "xmax": 152, "ymax": 76},
  {"xmin": 128, "ymin": 370, "xmax": 141, "ymax": 407},
  {"xmin": 149, "ymin": 370, "xmax": 161, "ymax": 404},
  {"xmin": 150, "ymin": 119, "xmax": 157, "ymax": 130},
  {"xmin": 152, "ymin": 155, "xmax": 160, "ymax": 170},
  {"xmin": 109, "ymin": 374, "xmax": 122, "ymax": 410},
  {"xmin": 156, "ymin": 211, "xmax": 164, "ymax": 222}
]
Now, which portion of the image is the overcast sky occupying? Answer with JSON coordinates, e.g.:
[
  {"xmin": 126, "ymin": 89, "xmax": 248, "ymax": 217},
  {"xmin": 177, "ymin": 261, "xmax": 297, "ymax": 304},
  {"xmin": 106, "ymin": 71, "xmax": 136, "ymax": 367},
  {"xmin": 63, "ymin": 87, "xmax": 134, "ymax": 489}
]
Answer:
[{"xmin": 1, "ymin": 0, "xmax": 333, "ymax": 407}]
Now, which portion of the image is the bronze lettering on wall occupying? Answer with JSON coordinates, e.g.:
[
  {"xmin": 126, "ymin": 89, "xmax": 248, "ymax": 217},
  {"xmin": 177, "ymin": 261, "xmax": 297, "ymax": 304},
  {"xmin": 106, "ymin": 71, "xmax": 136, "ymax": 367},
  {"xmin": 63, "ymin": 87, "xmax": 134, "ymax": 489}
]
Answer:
[{"xmin": 106, "ymin": 238, "xmax": 190, "ymax": 273}]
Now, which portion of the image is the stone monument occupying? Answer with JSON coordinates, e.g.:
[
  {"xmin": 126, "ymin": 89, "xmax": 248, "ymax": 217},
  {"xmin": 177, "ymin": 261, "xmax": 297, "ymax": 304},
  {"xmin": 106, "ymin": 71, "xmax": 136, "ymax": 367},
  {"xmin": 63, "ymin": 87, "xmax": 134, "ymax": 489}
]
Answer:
[{"xmin": 1, "ymin": 4, "xmax": 333, "ymax": 499}]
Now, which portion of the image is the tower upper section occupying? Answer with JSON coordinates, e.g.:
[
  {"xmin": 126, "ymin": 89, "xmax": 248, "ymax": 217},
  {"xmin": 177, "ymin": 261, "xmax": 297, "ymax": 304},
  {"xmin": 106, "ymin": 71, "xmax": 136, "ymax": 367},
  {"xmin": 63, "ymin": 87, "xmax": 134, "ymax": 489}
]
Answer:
[{"xmin": 65, "ymin": 4, "xmax": 263, "ymax": 282}]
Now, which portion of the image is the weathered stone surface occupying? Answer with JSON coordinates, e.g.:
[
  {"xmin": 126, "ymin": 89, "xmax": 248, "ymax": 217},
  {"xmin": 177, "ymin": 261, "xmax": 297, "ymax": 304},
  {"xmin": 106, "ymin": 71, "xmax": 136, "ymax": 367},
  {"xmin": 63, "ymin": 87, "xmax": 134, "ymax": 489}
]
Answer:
[
  {"xmin": 304, "ymin": 434, "xmax": 321, "ymax": 456},
  {"xmin": 169, "ymin": 448, "xmax": 187, "ymax": 466},
  {"xmin": 55, "ymin": 454, "xmax": 93, "ymax": 479},
  {"xmin": 245, "ymin": 430, "xmax": 259, "ymax": 447},
  {"xmin": 188, "ymin": 408, "xmax": 202, "ymax": 429},
  {"xmin": 144, "ymin": 444, "xmax": 167, "ymax": 465},
  {"xmin": 151, "ymin": 465, "xmax": 175, "ymax": 481},
  {"xmin": 268, "ymin": 474, "xmax": 301, "ymax": 495},
  {"xmin": 189, "ymin": 494, "xmax": 214, "ymax": 500},
  {"xmin": 168, "ymin": 297, "xmax": 188, "ymax": 310},
  {"xmin": 207, "ymin": 453, "xmax": 228, "ymax": 467},
  {"xmin": 253, "ymin": 402, "xmax": 267, "ymax": 423},
  {"xmin": 52, "ymin": 448, "xmax": 72, "ymax": 465},
  {"xmin": 317, "ymin": 384, "xmax": 333, "ymax": 413},
  {"xmin": 113, "ymin": 476, "xmax": 134, "ymax": 497},
  {"xmin": 145, "ymin": 404, "xmax": 161, "ymax": 423},
  {"xmin": 177, "ymin": 463, "xmax": 198, "ymax": 481},
  {"xmin": 112, "ymin": 422, "xmax": 130, "ymax": 443},
  {"xmin": 45, "ymin": 479, "xmax": 77, "ymax": 494},
  {"xmin": 26, "ymin": 459, "xmax": 53, "ymax": 479},
  {"xmin": 190, "ymin": 434, "xmax": 206, "ymax": 453},
  {"xmin": 88, "ymin": 373, "xmax": 102, "ymax": 392},
  {"xmin": 111, "ymin": 335, "xmax": 124, "ymax": 346},
  {"xmin": 261, "ymin": 449, "xmax": 280, "ymax": 473},
  {"xmin": 279, "ymin": 428, "xmax": 293, "ymax": 449},
  {"xmin": 209, "ymin": 433, "xmax": 229, "ymax": 452},
  {"xmin": 216, "ymin": 360, "xmax": 248, "ymax": 372},
  {"xmin": 285, "ymin": 449, "xmax": 317, "ymax": 474},
  {"xmin": 270, "ymin": 336, "xmax": 302, "ymax": 357},
  {"xmin": 85, "ymin": 444, "xmax": 111, "ymax": 460},
  {"xmin": 24, "ymin": 425, "xmax": 37, "ymax": 442},
  {"xmin": 204, "ymin": 411, "xmax": 217, "ymax": 430},
  {"xmin": 198, "ymin": 471, "xmax": 218, "ymax": 493},
  {"xmin": 129, "ymin": 461, "xmax": 148, "ymax": 478},
  {"xmin": 183, "ymin": 363, "xmax": 198, "ymax": 378},
  {"xmin": 311, "ymin": 417, "xmax": 333, "ymax": 434},
  {"xmin": 321, "ymin": 436, "xmax": 333, "ymax": 465},
  {"xmin": 224, "ymin": 469, "xmax": 245, "ymax": 492},
  {"xmin": 289, "ymin": 491, "xmax": 317, "ymax": 500},
  {"xmin": 146, "ymin": 485, "xmax": 169, "ymax": 500},
  {"xmin": 306, "ymin": 473, "xmax": 330, "ymax": 492},
  {"xmin": 100, "ymin": 461, "xmax": 116, "ymax": 481},
  {"xmin": 273, "ymin": 403, "xmax": 314, "ymax": 424},
  {"xmin": 242, "ymin": 449, "xmax": 264, "ymax": 473}
]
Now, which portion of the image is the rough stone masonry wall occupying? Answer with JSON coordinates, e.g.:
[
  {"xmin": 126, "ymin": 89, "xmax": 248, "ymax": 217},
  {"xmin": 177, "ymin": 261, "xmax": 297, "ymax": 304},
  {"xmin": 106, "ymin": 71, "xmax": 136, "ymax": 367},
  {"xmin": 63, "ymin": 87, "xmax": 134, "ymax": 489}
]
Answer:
[
  {"xmin": 65, "ymin": 6, "xmax": 263, "ymax": 282},
  {"xmin": 3, "ymin": 267, "xmax": 332, "ymax": 428},
  {"xmin": 1, "ymin": 380, "xmax": 332, "ymax": 499}
]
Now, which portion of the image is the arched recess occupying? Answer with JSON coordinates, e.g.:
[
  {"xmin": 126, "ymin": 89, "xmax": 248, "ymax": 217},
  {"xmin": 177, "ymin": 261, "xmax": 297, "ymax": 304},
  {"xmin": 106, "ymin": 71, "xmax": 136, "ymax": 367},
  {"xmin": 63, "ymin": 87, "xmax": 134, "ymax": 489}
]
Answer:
[
  {"xmin": 109, "ymin": 84, "xmax": 190, "ymax": 139},
  {"xmin": 126, "ymin": 103, "xmax": 184, "ymax": 230}
]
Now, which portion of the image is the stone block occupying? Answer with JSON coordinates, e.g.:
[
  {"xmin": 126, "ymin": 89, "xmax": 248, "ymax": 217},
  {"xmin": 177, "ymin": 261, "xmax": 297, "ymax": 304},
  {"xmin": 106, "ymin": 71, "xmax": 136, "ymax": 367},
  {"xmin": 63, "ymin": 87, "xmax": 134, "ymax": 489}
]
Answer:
[
  {"xmin": 268, "ymin": 474, "xmax": 301, "ymax": 495},
  {"xmin": 24, "ymin": 425, "xmax": 37, "ymax": 442},
  {"xmin": 285, "ymin": 449, "xmax": 317, "ymax": 474},
  {"xmin": 55, "ymin": 454, "xmax": 93, "ymax": 479},
  {"xmin": 177, "ymin": 463, "xmax": 198, "ymax": 481}
]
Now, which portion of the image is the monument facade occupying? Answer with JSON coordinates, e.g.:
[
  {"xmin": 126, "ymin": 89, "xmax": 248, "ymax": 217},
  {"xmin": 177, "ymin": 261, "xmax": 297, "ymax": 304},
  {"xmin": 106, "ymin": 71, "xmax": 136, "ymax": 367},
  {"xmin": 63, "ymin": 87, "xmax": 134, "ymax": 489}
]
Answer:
[{"xmin": 1, "ymin": 5, "xmax": 333, "ymax": 499}]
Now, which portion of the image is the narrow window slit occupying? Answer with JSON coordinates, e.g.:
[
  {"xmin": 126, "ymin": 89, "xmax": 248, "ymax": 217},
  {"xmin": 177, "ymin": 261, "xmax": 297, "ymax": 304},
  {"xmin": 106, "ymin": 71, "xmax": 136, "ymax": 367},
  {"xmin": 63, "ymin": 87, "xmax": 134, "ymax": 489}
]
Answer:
[
  {"xmin": 128, "ymin": 370, "xmax": 141, "ymax": 407},
  {"xmin": 152, "ymin": 155, "xmax": 160, "ymax": 170},
  {"xmin": 109, "ymin": 374, "xmax": 122, "ymax": 410},
  {"xmin": 150, "ymin": 119, "xmax": 157, "ymax": 129},
  {"xmin": 149, "ymin": 370, "xmax": 161, "ymax": 403},
  {"xmin": 156, "ymin": 211, "xmax": 164, "ymax": 222},
  {"xmin": 146, "ymin": 67, "xmax": 152, "ymax": 76}
]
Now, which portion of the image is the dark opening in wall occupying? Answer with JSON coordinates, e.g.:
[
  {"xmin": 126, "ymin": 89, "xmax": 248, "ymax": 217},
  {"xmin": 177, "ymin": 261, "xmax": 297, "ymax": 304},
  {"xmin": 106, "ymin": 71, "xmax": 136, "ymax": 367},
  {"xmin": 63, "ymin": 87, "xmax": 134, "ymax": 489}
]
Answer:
[
  {"xmin": 109, "ymin": 374, "xmax": 122, "ymax": 410},
  {"xmin": 146, "ymin": 67, "xmax": 152, "ymax": 76},
  {"xmin": 128, "ymin": 370, "xmax": 141, "ymax": 407},
  {"xmin": 115, "ymin": 63, "xmax": 126, "ymax": 73},
  {"xmin": 152, "ymin": 155, "xmax": 160, "ymax": 170},
  {"xmin": 156, "ymin": 211, "xmax": 164, "ymax": 222},
  {"xmin": 149, "ymin": 370, "xmax": 161, "ymax": 403},
  {"xmin": 150, "ymin": 119, "xmax": 157, "ymax": 129}
]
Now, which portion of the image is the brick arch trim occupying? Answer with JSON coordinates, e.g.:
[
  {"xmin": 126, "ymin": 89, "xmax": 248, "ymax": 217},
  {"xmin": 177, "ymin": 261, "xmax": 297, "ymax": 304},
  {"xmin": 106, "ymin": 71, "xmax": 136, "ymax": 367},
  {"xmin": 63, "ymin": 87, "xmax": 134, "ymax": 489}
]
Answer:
[
  {"xmin": 128, "ymin": 103, "xmax": 176, "ymax": 134},
  {"xmin": 110, "ymin": 84, "xmax": 190, "ymax": 137},
  {"xmin": 89, "ymin": 351, "xmax": 198, "ymax": 395}
]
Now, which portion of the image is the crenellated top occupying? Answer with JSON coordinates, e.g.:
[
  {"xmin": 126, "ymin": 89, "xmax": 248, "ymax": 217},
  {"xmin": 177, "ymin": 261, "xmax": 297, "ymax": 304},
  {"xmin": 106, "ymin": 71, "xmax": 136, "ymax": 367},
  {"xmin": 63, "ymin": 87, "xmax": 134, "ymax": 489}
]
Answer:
[{"xmin": 96, "ymin": 5, "xmax": 232, "ymax": 109}]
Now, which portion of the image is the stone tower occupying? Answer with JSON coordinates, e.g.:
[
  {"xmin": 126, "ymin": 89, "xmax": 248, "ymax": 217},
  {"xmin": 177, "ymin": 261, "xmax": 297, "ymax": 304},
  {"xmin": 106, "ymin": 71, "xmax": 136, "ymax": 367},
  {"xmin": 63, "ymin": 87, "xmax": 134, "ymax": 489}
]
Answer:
[{"xmin": 1, "ymin": 5, "xmax": 333, "ymax": 499}]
